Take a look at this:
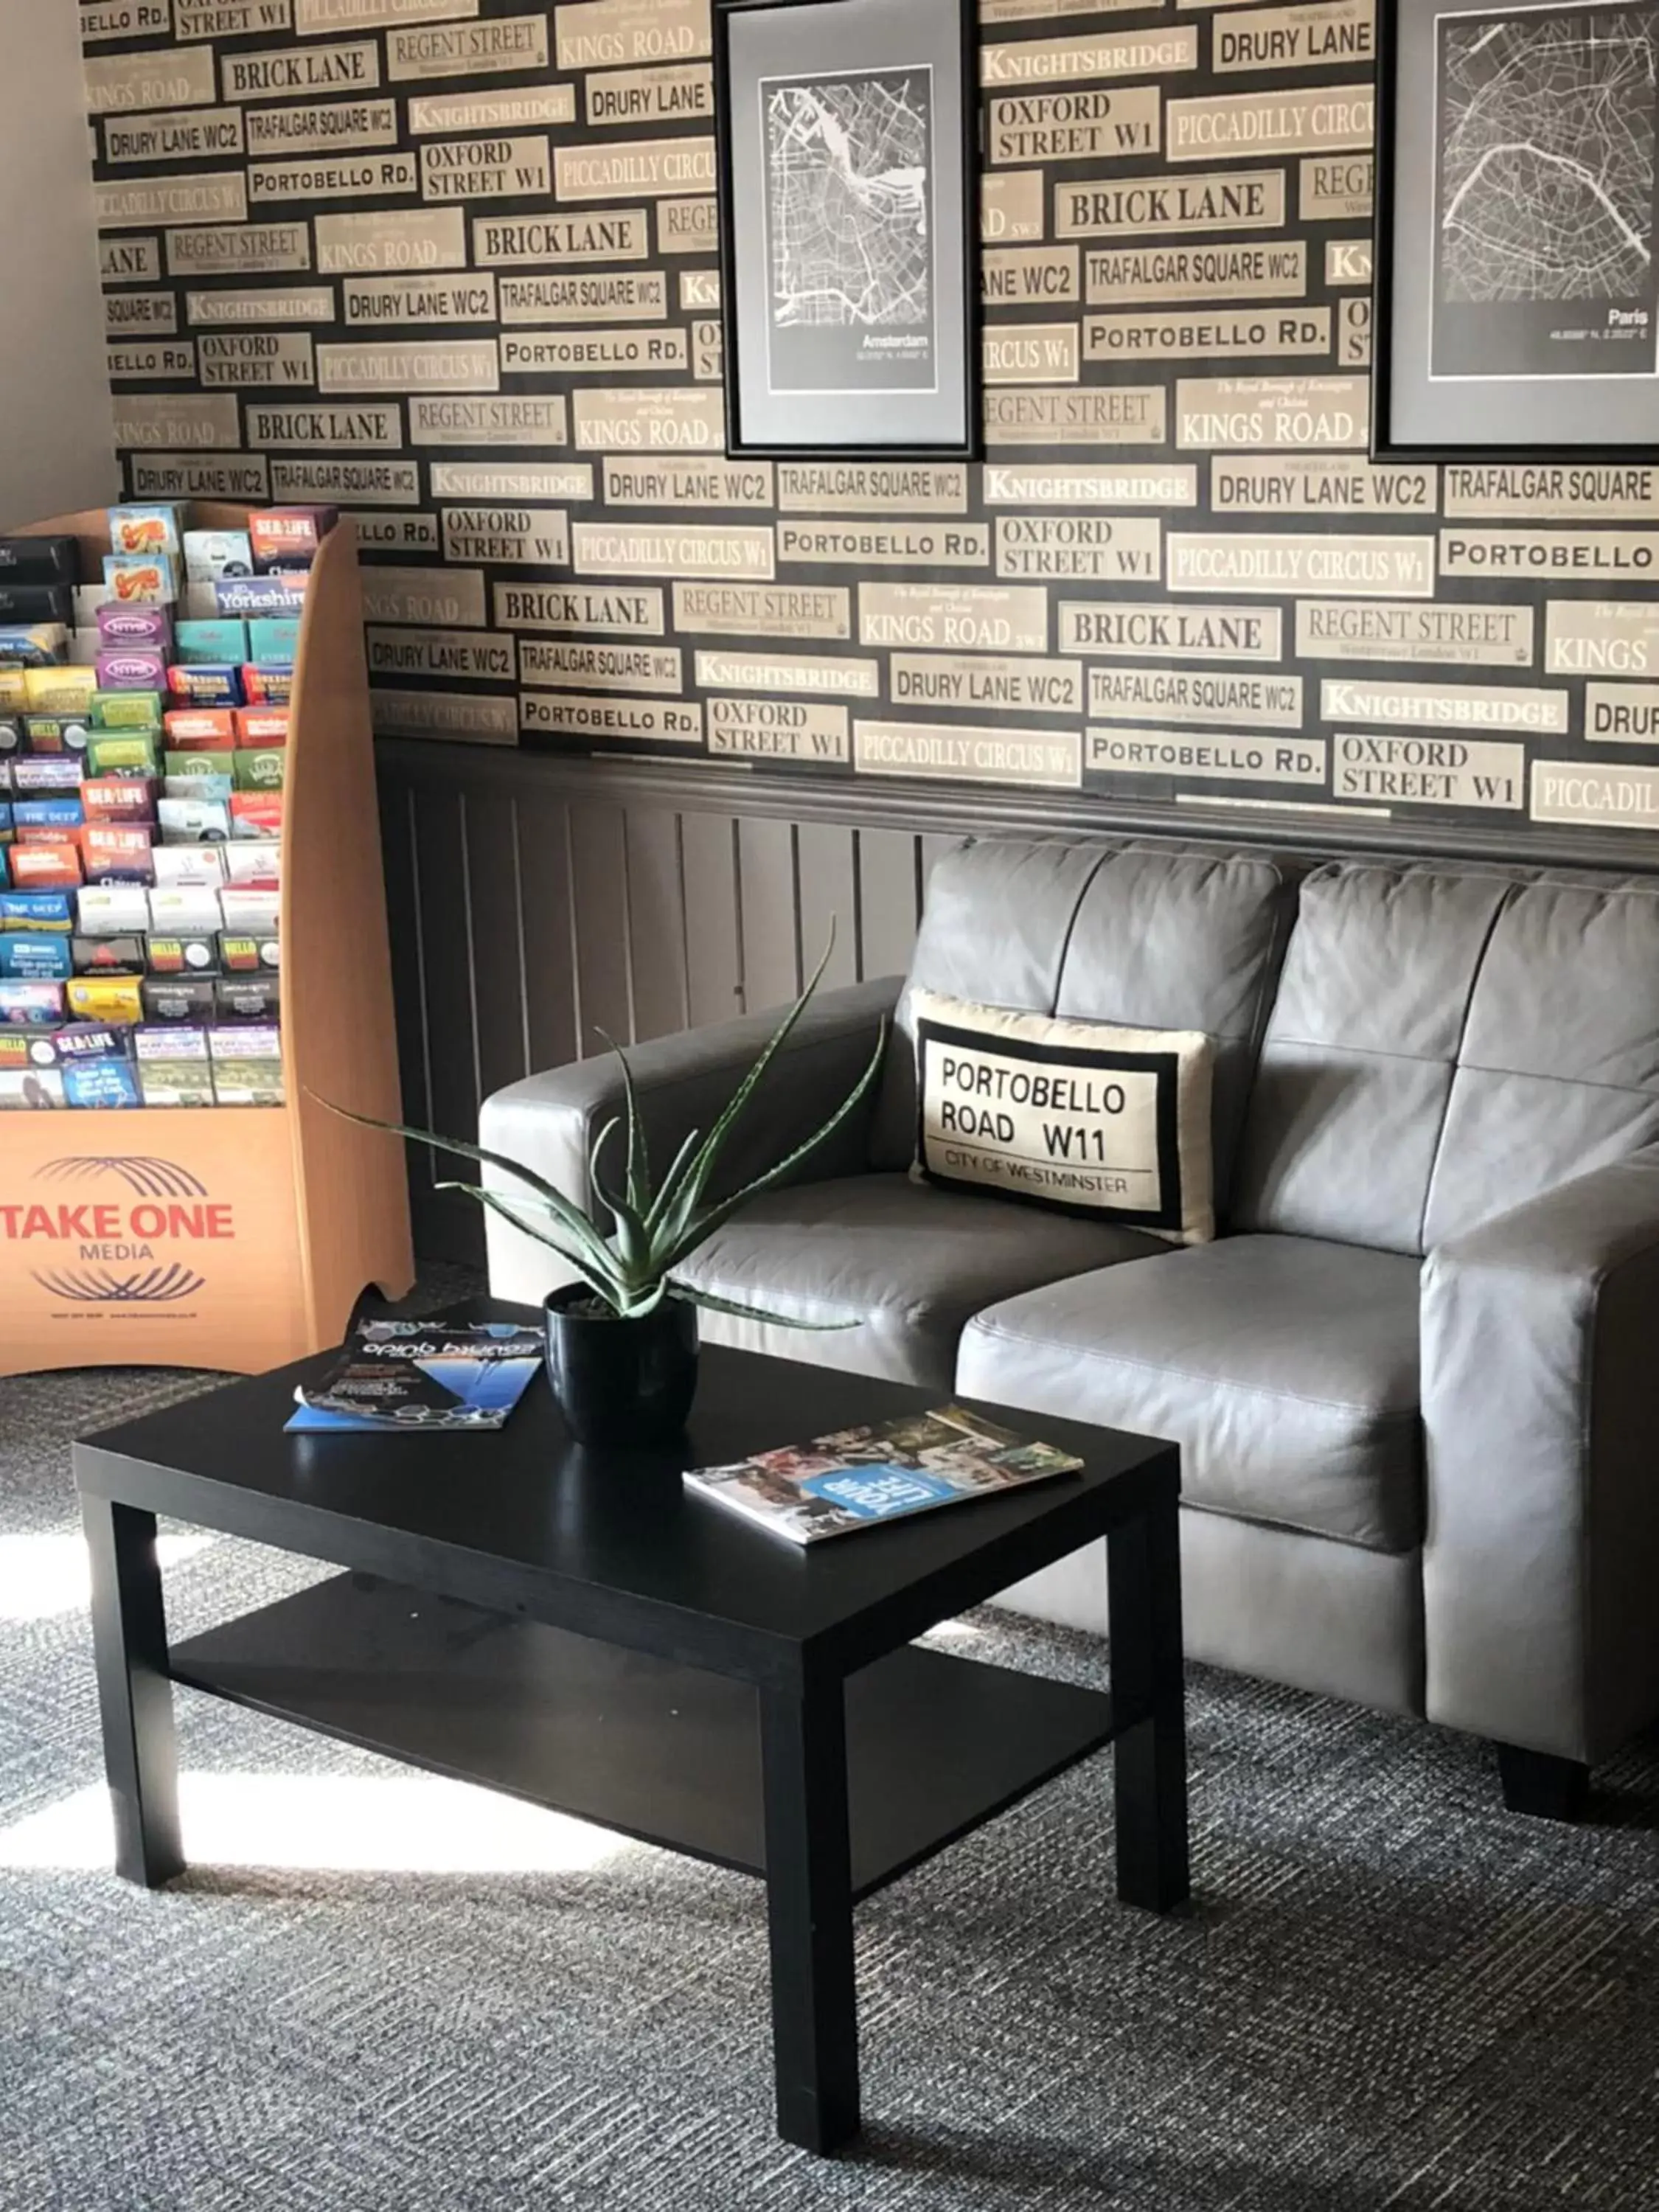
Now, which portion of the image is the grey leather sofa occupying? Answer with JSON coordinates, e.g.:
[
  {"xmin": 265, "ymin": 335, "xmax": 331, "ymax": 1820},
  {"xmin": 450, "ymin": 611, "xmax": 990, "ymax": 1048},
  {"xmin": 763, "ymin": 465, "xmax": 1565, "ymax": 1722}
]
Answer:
[{"xmin": 481, "ymin": 835, "xmax": 1659, "ymax": 1818}]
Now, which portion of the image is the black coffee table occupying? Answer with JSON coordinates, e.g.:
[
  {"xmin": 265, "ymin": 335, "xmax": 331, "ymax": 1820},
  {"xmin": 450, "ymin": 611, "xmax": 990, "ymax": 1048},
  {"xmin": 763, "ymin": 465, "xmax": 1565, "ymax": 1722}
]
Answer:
[{"xmin": 75, "ymin": 1299, "xmax": 1186, "ymax": 2154}]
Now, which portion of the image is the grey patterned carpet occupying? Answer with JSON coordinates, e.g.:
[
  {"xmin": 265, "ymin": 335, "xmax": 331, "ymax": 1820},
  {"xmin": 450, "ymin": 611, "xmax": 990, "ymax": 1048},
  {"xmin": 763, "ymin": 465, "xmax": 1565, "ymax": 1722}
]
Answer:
[{"xmin": 4, "ymin": 1310, "xmax": 1659, "ymax": 2211}]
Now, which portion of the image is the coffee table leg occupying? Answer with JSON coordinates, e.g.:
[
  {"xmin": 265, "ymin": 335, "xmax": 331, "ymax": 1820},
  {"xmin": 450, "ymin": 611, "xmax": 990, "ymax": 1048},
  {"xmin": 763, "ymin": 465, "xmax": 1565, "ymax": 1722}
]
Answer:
[
  {"xmin": 1107, "ymin": 1489, "xmax": 1189, "ymax": 1913},
  {"xmin": 82, "ymin": 1495, "xmax": 184, "ymax": 1888},
  {"xmin": 759, "ymin": 1674, "xmax": 859, "ymax": 2153}
]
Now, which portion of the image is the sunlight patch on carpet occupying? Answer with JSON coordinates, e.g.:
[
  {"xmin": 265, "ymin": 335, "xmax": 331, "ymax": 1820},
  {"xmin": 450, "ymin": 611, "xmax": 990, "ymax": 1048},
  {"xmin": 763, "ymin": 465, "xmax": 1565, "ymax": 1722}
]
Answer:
[
  {"xmin": 0, "ymin": 1770, "xmax": 638, "ymax": 1876},
  {"xmin": 0, "ymin": 1530, "xmax": 217, "ymax": 1624}
]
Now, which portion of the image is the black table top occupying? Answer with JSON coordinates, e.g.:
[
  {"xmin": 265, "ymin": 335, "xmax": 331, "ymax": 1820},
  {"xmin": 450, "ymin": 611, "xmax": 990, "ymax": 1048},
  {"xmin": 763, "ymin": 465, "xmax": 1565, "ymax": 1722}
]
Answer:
[{"xmin": 75, "ymin": 1298, "xmax": 1175, "ymax": 1680}]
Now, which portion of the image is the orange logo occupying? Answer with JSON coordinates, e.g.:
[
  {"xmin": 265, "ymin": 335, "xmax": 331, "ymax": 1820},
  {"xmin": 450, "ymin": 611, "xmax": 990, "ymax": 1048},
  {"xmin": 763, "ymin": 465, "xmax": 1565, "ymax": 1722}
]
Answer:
[{"xmin": 4, "ymin": 1157, "xmax": 235, "ymax": 1302}]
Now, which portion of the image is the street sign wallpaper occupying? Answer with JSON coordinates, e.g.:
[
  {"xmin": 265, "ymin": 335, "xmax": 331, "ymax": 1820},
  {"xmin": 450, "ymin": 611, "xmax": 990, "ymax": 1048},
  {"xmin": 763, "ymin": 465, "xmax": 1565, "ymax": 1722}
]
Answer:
[{"xmin": 80, "ymin": 0, "xmax": 1659, "ymax": 839}]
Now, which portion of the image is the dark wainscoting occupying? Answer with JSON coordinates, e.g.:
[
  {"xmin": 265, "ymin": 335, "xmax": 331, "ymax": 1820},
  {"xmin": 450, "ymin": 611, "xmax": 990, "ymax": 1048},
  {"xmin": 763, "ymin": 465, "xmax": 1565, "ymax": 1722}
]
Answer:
[
  {"xmin": 375, "ymin": 742, "xmax": 1659, "ymax": 1263},
  {"xmin": 378, "ymin": 746, "xmax": 956, "ymax": 1261}
]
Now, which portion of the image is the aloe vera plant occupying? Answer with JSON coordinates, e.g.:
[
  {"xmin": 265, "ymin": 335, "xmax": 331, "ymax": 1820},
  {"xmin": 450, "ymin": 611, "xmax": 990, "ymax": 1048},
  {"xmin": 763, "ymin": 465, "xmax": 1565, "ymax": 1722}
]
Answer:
[{"xmin": 324, "ymin": 941, "xmax": 883, "ymax": 1330}]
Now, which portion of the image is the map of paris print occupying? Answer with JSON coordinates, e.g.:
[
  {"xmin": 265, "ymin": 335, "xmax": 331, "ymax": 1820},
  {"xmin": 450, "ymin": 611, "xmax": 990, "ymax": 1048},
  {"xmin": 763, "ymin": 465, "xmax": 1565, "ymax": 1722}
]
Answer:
[
  {"xmin": 1374, "ymin": 0, "xmax": 1659, "ymax": 449},
  {"xmin": 1432, "ymin": 2, "xmax": 1659, "ymax": 379}
]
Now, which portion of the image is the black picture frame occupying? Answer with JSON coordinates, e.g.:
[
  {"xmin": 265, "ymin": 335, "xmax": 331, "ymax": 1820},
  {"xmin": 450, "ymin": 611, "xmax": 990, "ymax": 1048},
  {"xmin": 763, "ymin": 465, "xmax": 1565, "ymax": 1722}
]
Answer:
[
  {"xmin": 1373, "ymin": 0, "xmax": 1659, "ymax": 459},
  {"xmin": 712, "ymin": 0, "xmax": 982, "ymax": 459}
]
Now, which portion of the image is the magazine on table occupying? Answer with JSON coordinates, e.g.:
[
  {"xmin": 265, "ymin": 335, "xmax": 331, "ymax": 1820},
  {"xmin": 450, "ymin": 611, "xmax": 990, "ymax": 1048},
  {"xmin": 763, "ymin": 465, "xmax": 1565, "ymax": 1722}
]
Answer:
[
  {"xmin": 285, "ymin": 1320, "xmax": 543, "ymax": 1433},
  {"xmin": 684, "ymin": 1404, "xmax": 1083, "ymax": 1544}
]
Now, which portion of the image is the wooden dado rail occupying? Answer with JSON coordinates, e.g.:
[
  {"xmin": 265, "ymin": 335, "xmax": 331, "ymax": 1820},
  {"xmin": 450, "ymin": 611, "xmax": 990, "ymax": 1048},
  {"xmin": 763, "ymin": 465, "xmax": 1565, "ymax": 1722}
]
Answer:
[{"xmin": 374, "ymin": 742, "xmax": 1659, "ymax": 1264}]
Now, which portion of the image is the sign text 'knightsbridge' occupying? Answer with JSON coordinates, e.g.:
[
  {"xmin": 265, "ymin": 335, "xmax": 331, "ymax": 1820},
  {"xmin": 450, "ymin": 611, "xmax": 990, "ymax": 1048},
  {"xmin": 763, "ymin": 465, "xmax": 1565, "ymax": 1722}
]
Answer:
[{"xmin": 80, "ymin": 0, "xmax": 1659, "ymax": 832}]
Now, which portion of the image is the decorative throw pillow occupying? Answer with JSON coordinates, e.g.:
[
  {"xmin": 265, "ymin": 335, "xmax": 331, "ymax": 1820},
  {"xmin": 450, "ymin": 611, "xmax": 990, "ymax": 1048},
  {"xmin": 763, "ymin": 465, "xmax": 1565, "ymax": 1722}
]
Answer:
[{"xmin": 909, "ymin": 988, "xmax": 1216, "ymax": 1245}]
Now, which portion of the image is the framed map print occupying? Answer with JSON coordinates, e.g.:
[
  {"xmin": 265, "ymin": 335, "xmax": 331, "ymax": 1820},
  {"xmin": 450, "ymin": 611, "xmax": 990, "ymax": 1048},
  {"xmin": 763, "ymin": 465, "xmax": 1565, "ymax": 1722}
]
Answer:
[
  {"xmin": 713, "ymin": 0, "xmax": 981, "ymax": 456},
  {"xmin": 1374, "ymin": 0, "xmax": 1659, "ymax": 453}
]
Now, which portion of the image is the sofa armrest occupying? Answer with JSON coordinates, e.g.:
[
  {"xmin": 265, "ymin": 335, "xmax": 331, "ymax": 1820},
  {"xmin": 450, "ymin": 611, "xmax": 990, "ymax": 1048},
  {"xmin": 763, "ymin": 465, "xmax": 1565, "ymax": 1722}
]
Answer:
[
  {"xmin": 477, "ymin": 975, "xmax": 902, "ymax": 1305},
  {"xmin": 1422, "ymin": 1143, "xmax": 1659, "ymax": 1763}
]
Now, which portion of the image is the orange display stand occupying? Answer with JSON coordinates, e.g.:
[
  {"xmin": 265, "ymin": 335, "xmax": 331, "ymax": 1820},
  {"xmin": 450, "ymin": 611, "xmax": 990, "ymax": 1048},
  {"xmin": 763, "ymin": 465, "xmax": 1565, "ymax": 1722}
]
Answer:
[{"xmin": 1, "ymin": 504, "xmax": 414, "ymax": 1374}]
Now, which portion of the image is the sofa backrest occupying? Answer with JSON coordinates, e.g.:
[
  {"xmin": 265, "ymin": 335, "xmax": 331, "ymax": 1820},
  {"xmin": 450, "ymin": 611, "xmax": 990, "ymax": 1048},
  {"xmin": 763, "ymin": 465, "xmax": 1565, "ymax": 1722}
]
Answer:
[
  {"xmin": 1230, "ymin": 862, "xmax": 1511, "ymax": 1252},
  {"xmin": 869, "ymin": 835, "xmax": 1300, "ymax": 1214},
  {"xmin": 1422, "ymin": 874, "xmax": 1659, "ymax": 1247},
  {"xmin": 1234, "ymin": 860, "xmax": 1659, "ymax": 1254}
]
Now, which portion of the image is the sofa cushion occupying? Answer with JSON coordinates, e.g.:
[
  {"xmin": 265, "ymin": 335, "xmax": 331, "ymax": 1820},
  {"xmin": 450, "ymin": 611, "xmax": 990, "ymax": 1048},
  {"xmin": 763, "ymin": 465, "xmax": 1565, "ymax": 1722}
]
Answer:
[
  {"xmin": 910, "ymin": 989, "xmax": 1217, "ymax": 1242},
  {"xmin": 1231, "ymin": 862, "xmax": 1513, "ymax": 1253},
  {"xmin": 872, "ymin": 837, "xmax": 1298, "ymax": 1224},
  {"xmin": 957, "ymin": 1234, "xmax": 1424, "ymax": 1552},
  {"xmin": 1424, "ymin": 876, "xmax": 1659, "ymax": 1247},
  {"xmin": 675, "ymin": 1172, "xmax": 1161, "ymax": 1391}
]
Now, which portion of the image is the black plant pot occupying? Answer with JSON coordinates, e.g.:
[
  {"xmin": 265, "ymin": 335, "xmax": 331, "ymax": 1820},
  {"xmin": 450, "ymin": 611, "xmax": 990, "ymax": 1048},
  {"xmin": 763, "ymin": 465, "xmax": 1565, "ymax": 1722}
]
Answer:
[{"xmin": 542, "ymin": 1285, "xmax": 700, "ymax": 1447}]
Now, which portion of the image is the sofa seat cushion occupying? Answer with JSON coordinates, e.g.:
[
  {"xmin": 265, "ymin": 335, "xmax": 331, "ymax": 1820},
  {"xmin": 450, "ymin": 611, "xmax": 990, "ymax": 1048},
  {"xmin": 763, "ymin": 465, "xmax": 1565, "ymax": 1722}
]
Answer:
[
  {"xmin": 675, "ymin": 1172, "xmax": 1163, "ymax": 1391},
  {"xmin": 957, "ymin": 1234, "xmax": 1423, "ymax": 1551}
]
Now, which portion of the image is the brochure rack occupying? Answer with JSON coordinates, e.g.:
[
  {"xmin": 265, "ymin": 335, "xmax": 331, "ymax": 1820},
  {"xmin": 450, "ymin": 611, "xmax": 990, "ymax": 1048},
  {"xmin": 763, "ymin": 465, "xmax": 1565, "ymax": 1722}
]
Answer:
[{"xmin": 1, "ymin": 504, "xmax": 413, "ymax": 1375}]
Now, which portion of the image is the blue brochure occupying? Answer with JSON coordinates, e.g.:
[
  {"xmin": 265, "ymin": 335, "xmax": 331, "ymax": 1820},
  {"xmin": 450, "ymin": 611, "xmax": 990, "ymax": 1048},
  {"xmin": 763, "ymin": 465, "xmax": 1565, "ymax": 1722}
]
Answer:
[
  {"xmin": 685, "ymin": 1404, "xmax": 1083, "ymax": 1544},
  {"xmin": 287, "ymin": 1319, "xmax": 543, "ymax": 1433}
]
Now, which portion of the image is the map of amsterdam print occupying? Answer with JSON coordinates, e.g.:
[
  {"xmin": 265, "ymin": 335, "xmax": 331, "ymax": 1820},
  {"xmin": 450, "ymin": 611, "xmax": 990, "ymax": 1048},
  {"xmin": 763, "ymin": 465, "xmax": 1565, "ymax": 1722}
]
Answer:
[
  {"xmin": 761, "ymin": 66, "xmax": 937, "ymax": 394},
  {"xmin": 1433, "ymin": 2, "xmax": 1659, "ymax": 377}
]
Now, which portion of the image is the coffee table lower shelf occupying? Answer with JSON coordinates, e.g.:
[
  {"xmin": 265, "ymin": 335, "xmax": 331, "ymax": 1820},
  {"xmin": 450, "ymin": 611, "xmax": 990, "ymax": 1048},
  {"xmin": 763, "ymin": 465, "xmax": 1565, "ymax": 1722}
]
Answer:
[{"xmin": 168, "ymin": 1572, "xmax": 1119, "ymax": 1902}]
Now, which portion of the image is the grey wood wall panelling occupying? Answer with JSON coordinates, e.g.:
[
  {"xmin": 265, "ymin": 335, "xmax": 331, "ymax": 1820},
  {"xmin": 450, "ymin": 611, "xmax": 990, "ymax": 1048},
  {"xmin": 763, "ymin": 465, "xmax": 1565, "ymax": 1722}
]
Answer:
[
  {"xmin": 857, "ymin": 828, "xmax": 924, "ymax": 982},
  {"xmin": 375, "ymin": 754, "xmax": 947, "ymax": 1261},
  {"xmin": 571, "ymin": 801, "xmax": 634, "ymax": 1056},
  {"xmin": 378, "ymin": 776, "xmax": 446, "ymax": 1263},
  {"xmin": 737, "ymin": 815, "xmax": 800, "ymax": 1014},
  {"xmin": 446, "ymin": 787, "xmax": 533, "ymax": 1267},
  {"xmin": 797, "ymin": 823, "xmax": 858, "ymax": 992},
  {"xmin": 381, "ymin": 746, "xmax": 1659, "ymax": 871},
  {"xmin": 412, "ymin": 785, "xmax": 479, "ymax": 1142},
  {"xmin": 467, "ymin": 790, "xmax": 532, "ymax": 1107},
  {"xmin": 681, "ymin": 810, "xmax": 745, "ymax": 1030},
  {"xmin": 625, "ymin": 809, "xmax": 691, "ymax": 1044},
  {"xmin": 516, "ymin": 791, "xmax": 580, "ymax": 1079},
  {"xmin": 409, "ymin": 784, "xmax": 486, "ymax": 1264}
]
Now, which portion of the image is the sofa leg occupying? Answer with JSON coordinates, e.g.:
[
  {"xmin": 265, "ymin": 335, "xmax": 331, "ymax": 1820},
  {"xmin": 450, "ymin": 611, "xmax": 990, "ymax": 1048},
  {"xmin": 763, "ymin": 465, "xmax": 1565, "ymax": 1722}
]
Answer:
[{"xmin": 1495, "ymin": 1743, "xmax": 1590, "ymax": 1821}]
